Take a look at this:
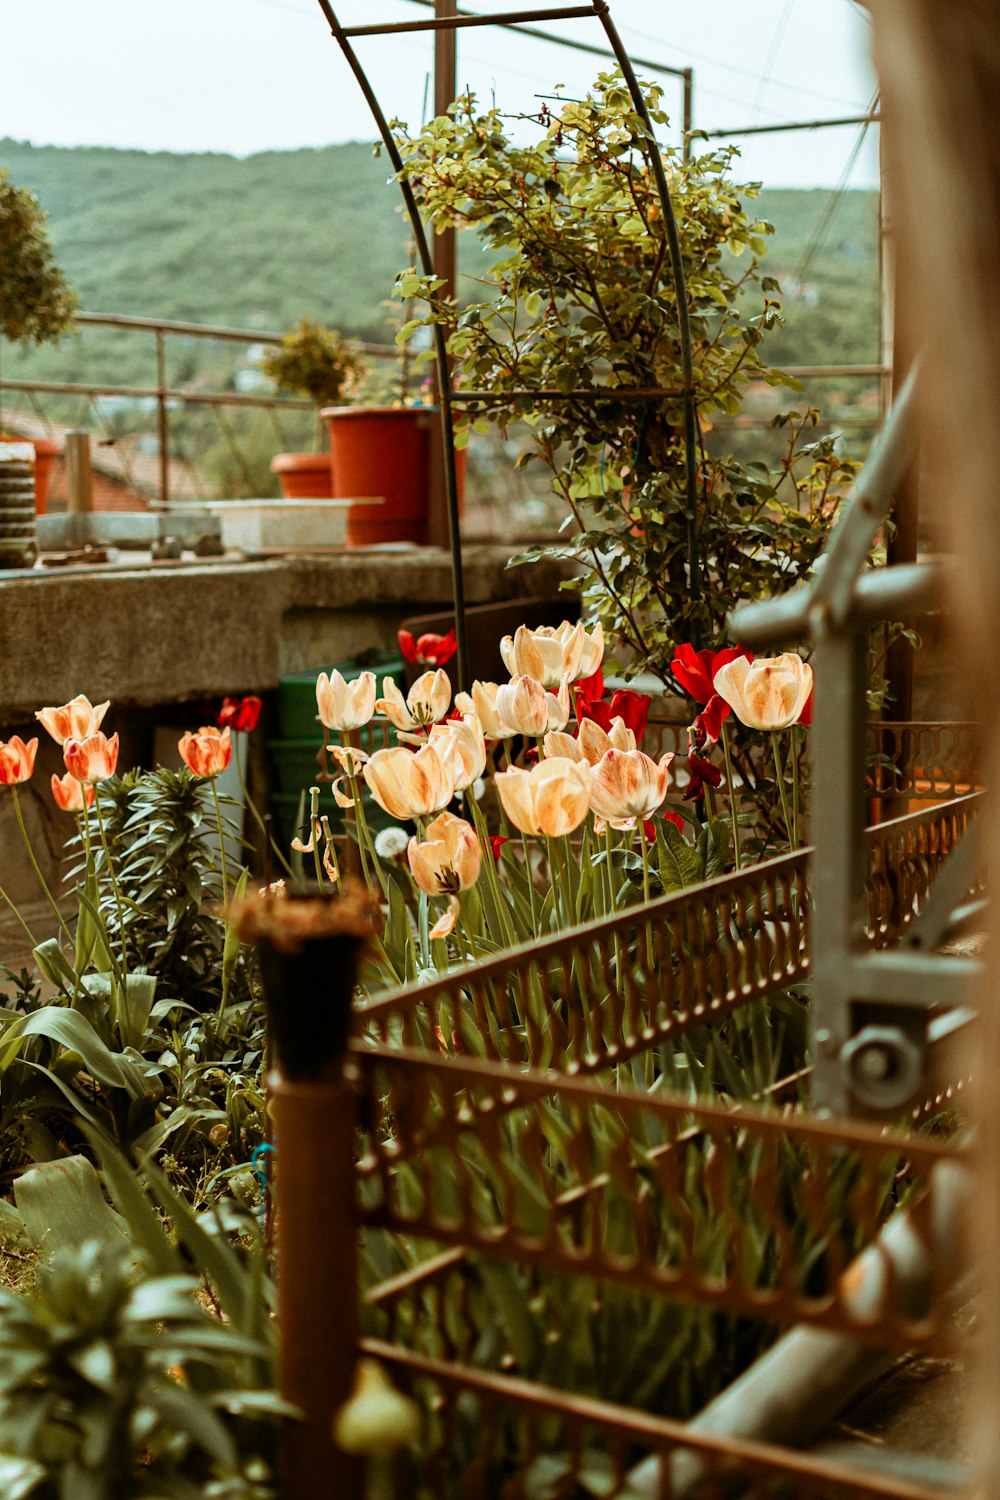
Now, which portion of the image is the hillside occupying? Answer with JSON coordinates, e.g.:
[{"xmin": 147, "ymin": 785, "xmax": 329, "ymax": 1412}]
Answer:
[{"xmin": 0, "ymin": 139, "xmax": 880, "ymax": 371}]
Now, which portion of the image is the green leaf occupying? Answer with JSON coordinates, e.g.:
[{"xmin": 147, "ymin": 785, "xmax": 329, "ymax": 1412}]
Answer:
[
  {"xmin": 655, "ymin": 821, "xmax": 704, "ymax": 891},
  {"xmin": 13, "ymin": 1155, "xmax": 128, "ymax": 1258}
]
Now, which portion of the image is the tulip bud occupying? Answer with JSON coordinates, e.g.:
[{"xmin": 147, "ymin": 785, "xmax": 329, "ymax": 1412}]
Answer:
[
  {"xmin": 178, "ymin": 726, "xmax": 232, "ymax": 779},
  {"xmin": 316, "ymin": 670, "xmax": 377, "ymax": 732}
]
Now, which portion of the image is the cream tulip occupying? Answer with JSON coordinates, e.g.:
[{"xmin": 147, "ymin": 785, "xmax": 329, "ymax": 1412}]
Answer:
[
  {"xmin": 589, "ymin": 747, "xmax": 675, "ymax": 831},
  {"xmin": 455, "ymin": 682, "xmax": 515, "ymax": 740},
  {"xmin": 428, "ymin": 713, "xmax": 487, "ymax": 792},
  {"xmin": 576, "ymin": 619, "xmax": 605, "ymax": 679},
  {"xmin": 36, "ymin": 694, "xmax": 110, "ymax": 747},
  {"xmin": 712, "ymin": 653, "xmax": 813, "ymax": 732},
  {"xmin": 316, "ymin": 670, "xmax": 376, "ymax": 732},
  {"xmin": 578, "ymin": 715, "xmax": 636, "ymax": 766},
  {"xmin": 362, "ymin": 743, "xmax": 456, "ymax": 820},
  {"xmin": 495, "ymin": 756, "xmax": 592, "ymax": 837},
  {"xmin": 500, "ymin": 620, "xmax": 585, "ymax": 689},
  {"xmin": 377, "ymin": 669, "xmax": 452, "ymax": 731},
  {"xmin": 495, "ymin": 675, "xmax": 570, "ymax": 737},
  {"xmin": 407, "ymin": 811, "xmax": 482, "ymax": 897}
]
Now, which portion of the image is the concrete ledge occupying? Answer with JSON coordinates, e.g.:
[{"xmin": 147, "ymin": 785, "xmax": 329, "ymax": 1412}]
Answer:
[{"xmin": 0, "ymin": 545, "xmax": 573, "ymax": 719}]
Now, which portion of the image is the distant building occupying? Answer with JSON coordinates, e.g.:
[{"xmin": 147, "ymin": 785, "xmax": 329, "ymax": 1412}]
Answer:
[{"xmin": 0, "ymin": 411, "xmax": 203, "ymax": 510}]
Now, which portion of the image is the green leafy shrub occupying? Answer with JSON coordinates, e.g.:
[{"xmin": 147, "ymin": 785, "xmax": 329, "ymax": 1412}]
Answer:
[
  {"xmin": 0, "ymin": 169, "xmax": 77, "ymax": 348},
  {"xmin": 392, "ymin": 75, "xmax": 860, "ymax": 682}
]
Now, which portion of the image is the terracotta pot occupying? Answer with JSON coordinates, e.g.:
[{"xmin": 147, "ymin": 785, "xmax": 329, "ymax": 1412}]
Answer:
[
  {"xmin": 321, "ymin": 405, "xmax": 466, "ymax": 547},
  {"xmin": 0, "ymin": 435, "xmax": 61, "ymax": 514},
  {"xmin": 270, "ymin": 452, "xmax": 333, "ymax": 500}
]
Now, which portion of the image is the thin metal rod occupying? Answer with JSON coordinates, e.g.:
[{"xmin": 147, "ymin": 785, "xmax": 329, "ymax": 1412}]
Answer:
[
  {"xmin": 702, "ymin": 112, "xmax": 882, "ymax": 139},
  {"xmin": 0, "ymin": 377, "xmax": 311, "ymax": 409},
  {"xmin": 342, "ymin": 7, "xmax": 594, "ymax": 37},
  {"xmin": 404, "ymin": 0, "xmax": 690, "ymax": 81},
  {"xmin": 593, "ymin": 0, "xmax": 702, "ymax": 619},
  {"xmin": 449, "ymin": 386, "xmax": 684, "ymax": 402},
  {"xmin": 315, "ymin": 0, "xmax": 470, "ymax": 690}
]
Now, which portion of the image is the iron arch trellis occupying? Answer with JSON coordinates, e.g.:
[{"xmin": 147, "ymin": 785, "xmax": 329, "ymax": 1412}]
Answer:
[{"xmin": 314, "ymin": 0, "xmax": 703, "ymax": 688}]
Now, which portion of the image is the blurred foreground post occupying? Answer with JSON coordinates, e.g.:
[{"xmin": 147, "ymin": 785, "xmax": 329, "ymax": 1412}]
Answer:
[
  {"xmin": 235, "ymin": 889, "xmax": 373, "ymax": 1500},
  {"xmin": 869, "ymin": 0, "xmax": 1000, "ymax": 1486}
]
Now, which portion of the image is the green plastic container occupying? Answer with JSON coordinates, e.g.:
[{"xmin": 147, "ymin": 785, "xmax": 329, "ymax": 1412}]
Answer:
[{"xmin": 277, "ymin": 652, "xmax": 405, "ymax": 740}]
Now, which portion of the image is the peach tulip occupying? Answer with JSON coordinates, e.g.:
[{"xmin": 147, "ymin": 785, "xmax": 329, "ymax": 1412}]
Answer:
[
  {"xmin": 35, "ymin": 694, "xmax": 110, "ymax": 747},
  {"xmin": 363, "ymin": 743, "xmax": 456, "ymax": 820},
  {"xmin": 51, "ymin": 772, "xmax": 95, "ymax": 811},
  {"xmin": 428, "ymin": 714, "xmax": 487, "ymax": 792},
  {"xmin": 454, "ymin": 682, "xmax": 515, "ymax": 740},
  {"xmin": 316, "ymin": 669, "xmax": 376, "ymax": 733},
  {"xmin": 407, "ymin": 811, "xmax": 482, "ymax": 897},
  {"xmin": 543, "ymin": 716, "xmax": 637, "ymax": 765},
  {"xmin": 0, "ymin": 736, "xmax": 38, "ymax": 786},
  {"xmin": 376, "ymin": 670, "xmax": 451, "ymax": 732},
  {"xmin": 589, "ymin": 747, "xmax": 675, "ymax": 831},
  {"xmin": 713, "ymin": 653, "xmax": 813, "ymax": 732},
  {"xmin": 500, "ymin": 619, "xmax": 602, "ymax": 689},
  {"xmin": 495, "ymin": 756, "xmax": 591, "ymax": 837},
  {"xmin": 495, "ymin": 675, "xmax": 571, "ymax": 737},
  {"xmin": 63, "ymin": 731, "xmax": 120, "ymax": 785},
  {"xmin": 178, "ymin": 726, "xmax": 232, "ymax": 779}
]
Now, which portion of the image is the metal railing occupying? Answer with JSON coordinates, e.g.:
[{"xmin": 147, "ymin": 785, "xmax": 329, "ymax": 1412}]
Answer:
[
  {"xmin": 0, "ymin": 310, "xmax": 887, "ymax": 507},
  {"xmin": 0, "ymin": 311, "xmax": 398, "ymax": 505}
]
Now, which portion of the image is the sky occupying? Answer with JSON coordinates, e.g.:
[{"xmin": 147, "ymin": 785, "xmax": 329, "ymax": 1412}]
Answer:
[{"xmin": 0, "ymin": 0, "xmax": 879, "ymax": 189}]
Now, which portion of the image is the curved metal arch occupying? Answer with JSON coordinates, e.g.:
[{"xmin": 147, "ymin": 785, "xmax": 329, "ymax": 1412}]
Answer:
[{"xmin": 315, "ymin": 1, "xmax": 704, "ymax": 686}]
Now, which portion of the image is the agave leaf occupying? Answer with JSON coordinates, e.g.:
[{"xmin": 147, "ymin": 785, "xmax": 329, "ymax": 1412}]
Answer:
[
  {"xmin": 144, "ymin": 1382, "xmax": 237, "ymax": 1470},
  {"xmin": 13, "ymin": 1156, "xmax": 128, "ymax": 1259},
  {"xmin": 0, "ymin": 1008, "xmax": 145, "ymax": 1096}
]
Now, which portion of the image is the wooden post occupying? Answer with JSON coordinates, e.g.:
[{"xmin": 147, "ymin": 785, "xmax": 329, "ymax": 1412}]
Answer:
[
  {"xmin": 271, "ymin": 1077, "xmax": 362, "ymax": 1500},
  {"xmin": 868, "ymin": 4, "xmax": 1000, "ymax": 1491},
  {"xmin": 427, "ymin": 0, "xmax": 458, "ymax": 550},
  {"xmin": 64, "ymin": 430, "xmax": 94, "ymax": 514}
]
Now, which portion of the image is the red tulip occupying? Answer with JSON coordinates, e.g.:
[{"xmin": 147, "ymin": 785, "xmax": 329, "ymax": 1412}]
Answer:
[
  {"xmin": 683, "ymin": 751, "xmax": 722, "ymax": 803},
  {"xmin": 0, "ymin": 736, "xmax": 38, "ymax": 786},
  {"xmin": 178, "ymin": 726, "xmax": 232, "ymax": 779},
  {"xmin": 218, "ymin": 695, "xmax": 262, "ymax": 733},
  {"xmin": 576, "ymin": 688, "xmax": 651, "ymax": 744},
  {"xmin": 672, "ymin": 644, "xmax": 753, "ymax": 706},
  {"xmin": 642, "ymin": 809, "xmax": 685, "ymax": 842},
  {"xmin": 398, "ymin": 627, "xmax": 458, "ymax": 668},
  {"xmin": 692, "ymin": 694, "xmax": 730, "ymax": 746},
  {"xmin": 798, "ymin": 685, "xmax": 814, "ymax": 727},
  {"xmin": 489, "ymin": 834, "xmax": 509, "ymax": 862},
  {"xmin": 576, "ymin": 664, "xmax": 604, "ymax": 706},
  {"xmin": 51, "ymin": 772, "xmax": 95, "ymax": 812},
  {"xmin": 63, "ymin": 732, "xmax": 120, "ymax": 785}
]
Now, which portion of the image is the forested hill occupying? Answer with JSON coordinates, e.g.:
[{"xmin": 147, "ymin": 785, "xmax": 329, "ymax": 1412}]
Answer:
[{"xmin": 1, "ymin": 137, "xmax": 880, "ymax": 366}]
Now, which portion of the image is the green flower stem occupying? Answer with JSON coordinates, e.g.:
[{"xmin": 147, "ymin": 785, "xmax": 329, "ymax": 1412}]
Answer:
[
  {"xmin": 545, "ymin": 836, "xmax": 567, "ymax": 929},
  {"xmin": 720, "ymin": 721, "xmax": 742, "ymax": 871},
  {"xmin": 521, "ymin": 830, "xmax": 538, "ymax": 931},
  {"xmin": 0, "ymin": 880, "xmax": 37, "ymax": 949},
  {"xmin": 790, "ymin": 724, "xmax": 800, "ymax": 850},
  {"xmin": 234, "ymin": 752, "xmax": 294, "ymax": 879},
  {"xmin": 465, "ymin": 788, "xmax": 515, "ymax": 948},
  {"xmin": 603, "ymin": 826, "xmax": 617, "ymax": 912},
  {"xmin": 637, "ymin": 817, "xmax": 656, "ymax": 974},
  {"xmin": 9, "ymin": 786, "xmax": 72, "ymax": 947},
  {"xmin": 347, "ymin": 770, "xmax": 384, "ymax": 897},
  {"xmin": 459, "ymin": 900, "xmax": 481, "ymax": 963},
  {"xmin": 770, "ymin": 731, "xmax": 795, "ymax": 851},
  {"xmin": 209, "ymin": 777, "xmax": 231, "ymax": 908},
  {"xmin": 92, "ymin": 786, "xmax": 128, "ymax": 973},
  {"xmin": 77, "ymin": 782, "xmax": 95, "ymax": 876}
]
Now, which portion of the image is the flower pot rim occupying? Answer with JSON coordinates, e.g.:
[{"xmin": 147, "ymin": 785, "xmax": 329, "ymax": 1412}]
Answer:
[
  {"xmin": 320, "ymin": 404, "xmax": 440, "ymax": 420},
  {"xmin": 269, "ymin": 451, "xmax": 331, "ymax": 473}
]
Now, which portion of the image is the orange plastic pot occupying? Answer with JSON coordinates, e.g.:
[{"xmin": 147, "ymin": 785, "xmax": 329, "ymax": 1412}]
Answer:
[
  {"xmin": 322, "ymin": 405, "xmax": 465, "ymax": 547},
  {"xmin": 270, "ymin": 452, "xmax": 333, "ymax": 500}
]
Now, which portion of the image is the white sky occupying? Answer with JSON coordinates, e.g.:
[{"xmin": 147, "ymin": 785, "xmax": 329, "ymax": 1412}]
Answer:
[{"xmin": 0, "ymin": 0, "xmax": 879, "ymax": 189}]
